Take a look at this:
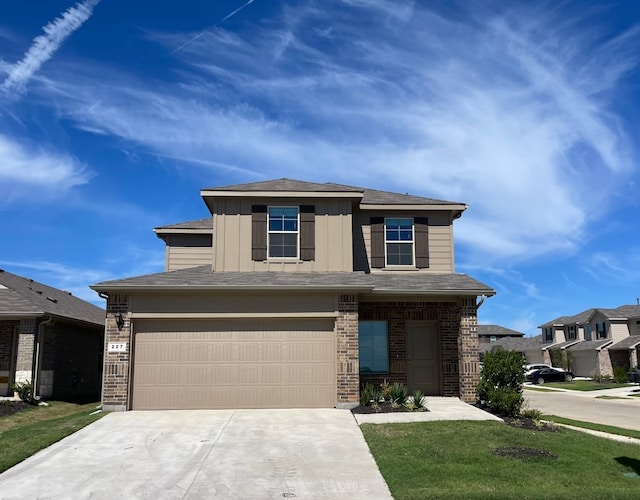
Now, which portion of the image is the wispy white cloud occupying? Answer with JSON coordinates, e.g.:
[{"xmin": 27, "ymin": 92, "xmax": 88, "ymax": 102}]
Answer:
[
  {"xmin": 1, "ymin": 0, "xmax": 100, "ymax": 97},
  {"xmin": 583, "ymin": 249, "xmax": 640, "ymax": 285},
  {"xmin": 28, "ymin": 0, "xmax": 640, "ymax": 262},
  {"xmin": 0, "ymin": 133, "xmax": 90, "ymax": 204}
]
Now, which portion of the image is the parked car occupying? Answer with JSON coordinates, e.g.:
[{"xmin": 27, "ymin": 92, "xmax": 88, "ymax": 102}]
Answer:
[{"xmin": 525, "ymin": 367, "xmax": 574, "ymax": 384}]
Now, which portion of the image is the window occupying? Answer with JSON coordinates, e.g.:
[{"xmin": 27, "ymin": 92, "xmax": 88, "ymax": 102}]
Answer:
[
  {"xmin": 385, "ymin": 218, "xmax": 414, "ymax": 266},
  {"xmin": 596, "ymin": 322, "xmax": 607, "ymax": 339},
  {"xmin": 268, "ymin": 207, "xmax": 298, "ymax": 258},
  {"xmin": 490, "ymin": 335, "xmax": 497, "ymax": 343},
  {"xmin": 585, "ymin": 324, "xmax": 593, "ymax": 341},
  {"xmin": 359, "ymin": 321, "xmax": 388, "ymax": 373},
  {"xmin": 567, "ymin": 325, "xmax": 577, "ymax": 340},
  {"xmin": 543, "ymin": 327, "xmax": 553, "ymax": 342}
]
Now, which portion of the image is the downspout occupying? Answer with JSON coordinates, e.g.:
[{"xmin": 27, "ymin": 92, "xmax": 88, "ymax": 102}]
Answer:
[
  {"xmin": 33, "ymin": 316, "xmax": 54, "ymax": 400},
  {"xmin": 476, "ymin": 295, "xmax": 487, "ymax": 308}
]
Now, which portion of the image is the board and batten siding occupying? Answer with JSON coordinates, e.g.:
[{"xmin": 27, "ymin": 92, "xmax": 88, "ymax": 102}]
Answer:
[
  {"xmin": 163, "ymin": 234, "xmax": 213, "ymax": 271},
  {"xmin": 212, "ymin": 198, "xmax": 353, "ymax": 272},
  {"xmin": 353, "ymin": 211, "xmax": 455, "ymax": 273}
]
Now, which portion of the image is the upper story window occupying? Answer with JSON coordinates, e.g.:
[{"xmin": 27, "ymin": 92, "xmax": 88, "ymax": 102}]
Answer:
[
  {"xmin": 490, "ymin": 335, "xmax": 497, "ymax": 343},
  {"xmin": 567, "ymin": 325, "xmax": 577, "ymax": 340},
  {"xmin": 268, "ymin": 207, "xmax": 299, "ymax": 258},
  {"xmin": 596, "ymin": 322, "xmax": 607, "ymax": 339},
  {"xmin": 584, "ymin": 324, "xmax": 593, "ymax": 341},
  {"xmin": 370, "ymin": 216, "xmax": 429, "ymax": 269},
  {"xmin": 385, "ymin": 218, "xmax": 414, "ymax": 266},
  {"xmin": 543, "ymin": 327, "xmax": 553, "ymax": 342}
]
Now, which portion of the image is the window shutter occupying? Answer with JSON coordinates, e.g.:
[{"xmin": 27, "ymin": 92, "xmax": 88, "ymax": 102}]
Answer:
[
  {"xmin": 300, "ymin": 205, "xmax": 315, "ymax": 261},
  {"xmin": 370, "ymin": 217, "xmax": 385, "ymax": 268},
  {"xmin": 251, "ymin": 205, "xmax": 267, "ymax": 261},
  {"xmin": 414, "ymin": 217, "xmax": 429, "ymax": 269}
]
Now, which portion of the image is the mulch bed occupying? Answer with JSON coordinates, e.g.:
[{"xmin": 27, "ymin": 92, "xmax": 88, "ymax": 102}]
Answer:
[
  {"xmin": 351, "ymin": 401, "xmax": 429, "ymax": 414},
  {"xmin": 0, "ymin": 401, "xmax": 29, "ymax": 418}
]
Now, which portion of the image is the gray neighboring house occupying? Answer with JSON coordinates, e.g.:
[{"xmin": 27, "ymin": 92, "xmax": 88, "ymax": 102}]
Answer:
[
  {"xmin": 92, "ymin": 178, "xmax": 495, "ymax": 411},
  {"xmin": 477, "ymin": 324, "xmax": 524, "ymax": 345},
  {"xmin": 539, "ymin": 305, "xmax": 640, "ymax": 377},
  {"xmin": 0, "ymin": 269, "xmax": 105, "ymax": 401},
  {"xmin": 479, "ymin": 334, "xmax": 545, "ymax": 364}
]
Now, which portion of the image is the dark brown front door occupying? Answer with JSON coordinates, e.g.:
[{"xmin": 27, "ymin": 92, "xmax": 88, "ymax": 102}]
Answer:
[{"xmin": 406, "ymin": 321, "xmax": 441, "ymax": 395}]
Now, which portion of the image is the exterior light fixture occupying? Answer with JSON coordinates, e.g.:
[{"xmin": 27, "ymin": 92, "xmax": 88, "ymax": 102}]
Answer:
[{"xmin": 115, "ymin": 311, "xmax": 124, "ymax": 330}]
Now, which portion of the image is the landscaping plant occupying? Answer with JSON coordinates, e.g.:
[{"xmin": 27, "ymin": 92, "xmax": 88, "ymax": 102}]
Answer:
[
  {"xmin": 477, "ymin": 350, "xmax": 525, "ymax": 417},
  {"xmin": 11, "ymin": 381, "xmax": 37, "ymax": 405}
]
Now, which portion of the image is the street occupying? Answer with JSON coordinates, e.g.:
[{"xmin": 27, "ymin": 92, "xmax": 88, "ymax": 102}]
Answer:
[{"xmin": 524, "ymin": 387, "xmax": 640, "ymax": 431}]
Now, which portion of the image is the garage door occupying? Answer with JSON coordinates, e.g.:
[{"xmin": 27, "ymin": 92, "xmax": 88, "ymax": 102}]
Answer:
[
  {"xmin": 132, "ymin": 319, "xmax": 336, "ymax": 410},
  {"xmin": 571, "ymin": 351, "xmax": 597, "ymax": 377}
]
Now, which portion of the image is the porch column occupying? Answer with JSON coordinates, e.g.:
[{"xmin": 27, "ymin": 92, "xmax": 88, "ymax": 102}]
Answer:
[
  {"xmin": 458, "ymin": 298, "xmax": 479, "ymax": 403},
  {"xmin": 336, "ymin": 293, "xmax": 359, "ymax": 408},
  {"xmin": 630, "ymin": 348, "xmax": 638, "ymax": 370},
  {"xmin": 15, "ymin": 318, "xmax": 36, "ymax": 384},
  {"xmin": 597, "ymin": 349, "xmax": 613, "ymax": 377},
  {"xmin": 102, "ymin": 294, "xmax": 131, "ymax": 412},
  {"xmin": 542, "ymin": 349, "xmax": 552, "ymax": 365}
]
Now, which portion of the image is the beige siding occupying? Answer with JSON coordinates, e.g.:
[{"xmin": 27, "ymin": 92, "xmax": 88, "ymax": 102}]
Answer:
[
  {"xmin": 587, "ymin": 311, "xmax": 610, "ymax": 341},
  {"xmin": 213, "ymin": 198, "xmax": 353, "ymax": 272},
  {"xmin": 131, "ymin": 319, "xmax": 336, "ymax": 410},
  {"xmin": 629, "ymin": 319, "xmax": 640, "ymax": 336},
  {"xmin": 353, "ymin": 211, "xmax": 455, "ymax": 273},
  {"xmin": 610, "ymin": 320, "xmax": 630, "ymax": 342},
  {"xmin": 130, "ymin": 292, "xmax": 338, "ymax": 316},
  {"xmin": 553, "ymin": 326, "xmax": 566, "ymax": 343},
  {"xmin": 163, "ymin": 234, "xmax": 213, "ymax": 271}
]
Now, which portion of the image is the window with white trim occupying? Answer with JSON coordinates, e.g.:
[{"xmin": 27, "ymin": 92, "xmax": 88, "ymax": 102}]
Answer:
[
  {"xmin": 385, "ymin": 218, "xmax": 414, "ymax": 266},
  {"xmin": 268, "ymin": 207, "xmax": 299, "ymax": 258},
  {"xmin": 359, "ymin": 321, "xmax": 388, "ymax": 373}
]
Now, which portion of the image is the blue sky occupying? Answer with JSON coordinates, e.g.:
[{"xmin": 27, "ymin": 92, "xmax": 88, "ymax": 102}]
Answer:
[{"xmin": 1, "ymin": 0, "xmax": 639, "ymax": 336}]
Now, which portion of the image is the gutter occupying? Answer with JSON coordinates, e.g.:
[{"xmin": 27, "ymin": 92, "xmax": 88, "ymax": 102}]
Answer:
[
  {"xmin": 33, "ymin": 316, "xmax": 54, "ymax": 399},
  {"xmin": 90, "ymin": 284, "xmax": 375, "ymax": 293}
]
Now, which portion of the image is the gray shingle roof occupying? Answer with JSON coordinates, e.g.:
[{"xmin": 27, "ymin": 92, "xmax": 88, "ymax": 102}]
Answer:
[
  {"xmin": 567, "ymin": 340, "xmax": 612, "ymax": 352},
  {"xmin": 539, "ymin": 308, "xmax": 595, "ymax": 328},
  {"xmin": 155, "ymin": 217, "xmax": 212, "ymax": 231},
  {"xmin": 478, "ymin": 335, "xmax": 543, "ymax": 354},
  {"xmin": 92, "ymin": 266, "xmax": 495, "ymax": 296},
  {"xmin": 205, "ymin": 178, "xmax": 463, "ymax": 206},
  {"xmin": 543, "ymin": 340, "xmax": 582, "ymax": 350},
  {"xmin": 597, "ymin": 305, "xmax": 640, "ymax": 319},
  {"xmin": 0, "ymin": 270, "xmax": 104, "ymax": 325},
  {"xmin": 478, "ymin": 325, "xmax": 525, "ymax": 338},
  {"xmin": 608, "ymin": 336, "xmax": 640, "ymax": 350}
]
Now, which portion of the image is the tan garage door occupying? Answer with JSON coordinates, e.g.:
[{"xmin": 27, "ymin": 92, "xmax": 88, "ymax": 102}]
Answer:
[
  {"xmin": 571, "ymin": 351, "xmax": 597, "ymax": 377},
  {"xmin": 132, "ymin": 319, "xmax": 336, "ymax": 410}
]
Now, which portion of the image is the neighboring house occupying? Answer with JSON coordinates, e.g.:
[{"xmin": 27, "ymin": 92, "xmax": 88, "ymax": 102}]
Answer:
[
  {"xmin": 0, "ymin": 269, "xmax": 105, "ymax": 401},
  {"xmin": 91, "ymin": 178, "xmax": 495, "ymax": 411},
  {"xmin": 539, "ymin": 305, "xmax": 640, "ymax": 377},
  {"xmin": 477, "ymin": 324, "xmax": 524, "ymax": 345},
  {"xmin": 478, "ymin": 328, "xmax": 544, "ymax": 365}
]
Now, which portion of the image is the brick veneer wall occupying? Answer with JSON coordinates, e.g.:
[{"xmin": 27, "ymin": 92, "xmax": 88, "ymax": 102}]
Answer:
[
  {"xmin": 15, "ymin": 319, "xmax": 36, "ymax": 383},
  {"xmin": 0, "ymin": 321, "xmax": 18, "ymax": 372},
  {"xmin": 597, "ymin": 349, "xmax": 613, "ymax": 377},
  {"xmin": 336, "ymin": 294, "xmax": 359, "ymax": 407},
  {"xmin": 102, "ymin": 294, "xmax": 131, "ymax": 411},
  {"xmin": 609, "ymin": 350, "xmax": 631, "ymax": 371},
  {"xmin": 358, "ymin": 298, "xmax": 479, "ymax": 403}
]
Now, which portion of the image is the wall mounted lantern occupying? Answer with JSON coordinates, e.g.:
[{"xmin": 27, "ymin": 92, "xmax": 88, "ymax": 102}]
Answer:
[{"xmin": 115, "ymin": 311, "xmax": 125, "ymax": 330}]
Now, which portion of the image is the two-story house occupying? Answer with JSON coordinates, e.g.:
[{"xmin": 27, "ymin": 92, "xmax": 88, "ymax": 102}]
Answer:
[
  {"xmin": 539, "ymin": 305, "xmax": 640, "ymax": 376},
  {"xmin": 91, "ymin": 179, "xmax": 495, "ymax": 411}
]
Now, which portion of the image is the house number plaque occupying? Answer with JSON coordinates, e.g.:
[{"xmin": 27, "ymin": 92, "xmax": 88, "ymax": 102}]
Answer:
[{"xmin": 108, "ymin": 342, "xmax": 127, "ymax": 353}]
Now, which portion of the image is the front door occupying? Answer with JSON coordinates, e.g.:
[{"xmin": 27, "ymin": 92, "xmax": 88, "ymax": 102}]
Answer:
[{"xmin": 406, "ymin": 321, "xmax": 441, "ymax": 395}]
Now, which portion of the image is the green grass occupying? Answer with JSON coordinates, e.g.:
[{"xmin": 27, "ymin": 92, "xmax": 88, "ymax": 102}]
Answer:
[
  {"xmin": 543, "ymin": 380, "xmax": 635, "ymax": 391},
  {"xmin": 361, "ymin": 420, "xmax": 640, "ymax": 499},
  {"xmin": 543, "ymin": 415, "xmax": 640, "ymax": 440},
  {"xmin": 0, "ymin": 401, "xmax": 105, "ymax": 473},
  {"xmin": 523, "ymin": 385, "xmax": 556, "ymax": 392},
  {"xmin": 596, "ymin": 395, "xmax": 631, "ymax": 400}
]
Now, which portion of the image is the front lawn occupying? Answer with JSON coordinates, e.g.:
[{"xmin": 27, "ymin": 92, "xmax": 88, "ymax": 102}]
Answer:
[
  {"xmin": 543, "ymin": 415, "xmax": 640, "ymax": 440},
  {"xmin": 0, "ymin": 401, "xmax": 105, "ymax": 473},
  {"xmin": 361, "ymin": 420, "xmax": 640, "ymax": 499},
  {"xmin": 542, "ymin": 380, "xmax": 635, "ymax": 391}
]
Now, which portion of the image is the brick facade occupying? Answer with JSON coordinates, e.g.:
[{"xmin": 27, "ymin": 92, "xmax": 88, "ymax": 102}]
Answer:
[
  {"xmin": 358, "ymin": 298, "xmax": 479, "ymax": 403},
  {"xmin": 102, "ymin": 294, "xmax": 131, "ymax": 411},
  {"xmin": 335, "ymin": 294, "xmax": 359, "ymax": 408},
  {"xmin": 15, "ymin": 318, "xmax": 36, "ymax": 383},
  {"xmin": 597, "ymin": 349, "xmax": 613, "ymax": 377}
]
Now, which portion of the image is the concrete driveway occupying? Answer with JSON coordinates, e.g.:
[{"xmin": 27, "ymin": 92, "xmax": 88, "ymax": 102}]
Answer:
[{"xmin": 0, "ymin": 409, "xmax": 392, "ymax": 499}]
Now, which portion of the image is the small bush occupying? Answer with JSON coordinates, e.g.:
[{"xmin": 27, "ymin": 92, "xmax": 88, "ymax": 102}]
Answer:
[
  {"xmin": 388, "ymin": 382, "xmax": 409, "ymax": 405},
  {"xmin": 360, "ymin": 383, "xmax": 375, "ymax": 406},
  {"xmin": 370, "ymin": 389, "xmax": 383, "ymax": 411},
  {"xmin": 379, "ymin": 380, "xmax": 392, "ymax": 401},
  {"xmin": 477, "ymin": 350, "xmax": 525, "ymax": 417},
  {"xmin": 404, "ymin": 389, "xmax": 427, "ymax": 411},
  {"xmin": 593, "ymin": 374, "xmax": 613, "ymax": 383},
  {"xmin": 613, "ymin": 367, "xmax": 628, "ymax": 384},
  {"xmin": 12, "ymin": 381, "xmax": 37, "ymax": 405}
]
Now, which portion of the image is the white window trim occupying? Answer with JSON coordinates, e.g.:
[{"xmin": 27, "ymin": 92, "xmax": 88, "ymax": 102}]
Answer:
[
  {"xmin": 384, "ymin": 217, "xmax": 415, "ymax": 267},
  {"xmin": 267, "ymin": 206, "xmax": 300, "ymax": 260}
]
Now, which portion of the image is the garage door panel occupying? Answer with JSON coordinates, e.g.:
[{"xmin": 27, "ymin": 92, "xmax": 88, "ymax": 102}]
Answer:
[{"xmin": 132, "ymin": 319, "xmax": 336, "ymax": 410}]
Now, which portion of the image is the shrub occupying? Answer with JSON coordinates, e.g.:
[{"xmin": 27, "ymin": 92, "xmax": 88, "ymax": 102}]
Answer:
[
  {"xmin": 388, "ymin": 382, "xmax": 409, "ymax": 405},
  {"xmin": 549, "ymin": 349, "xmax": 572, "ymax": 371},
  {"xmin": 613, "ymin": 366, "xmax": 628, "ymax": 384},
  {"xmin": 12, "ymin": 381, "xmax": 37, "ymax": 405},
  {"xmin": 360, "ymin": 383, "xmax": 375, "ymax": 406},
  {"xmin": 379, "ymin": 380, "xmax": 392, "ymax": 401},
  {"xmin": 477, "ymin": 350, "xmax": 525, "ymax": 417},
  {"xmin": 404, "ymin": 389, "xmax": 427, "ymax": 411},
  {"xmin": 593, "ymin": 374, "xmax": 612, "ymax": 383}
]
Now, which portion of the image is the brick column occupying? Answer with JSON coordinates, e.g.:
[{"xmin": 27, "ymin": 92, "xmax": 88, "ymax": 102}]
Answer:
[
  {"xmin": 102, "ymin": 294, "xmax": 131, "ymax": 412},
  {"xmin": 458, "ymin": 298, "xmax": 479, "ymax": 403},
  {"xmin": 336, "ymin": 293, "xmax": 359, "ymax": 408},
  {"xmin": 597, "ymin": 349, "xmax": 613, "ymax": 377},
  {"xmin": 542, "ymin": 349, "xmax": 552, "ymax": 365},
  {"xmin": 630, "ymin": 348, "xmax": 638, "ymax": 371},
  {"xmin": 15, "ymin": 319, "xmax": 36, "ymax": 384}
]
